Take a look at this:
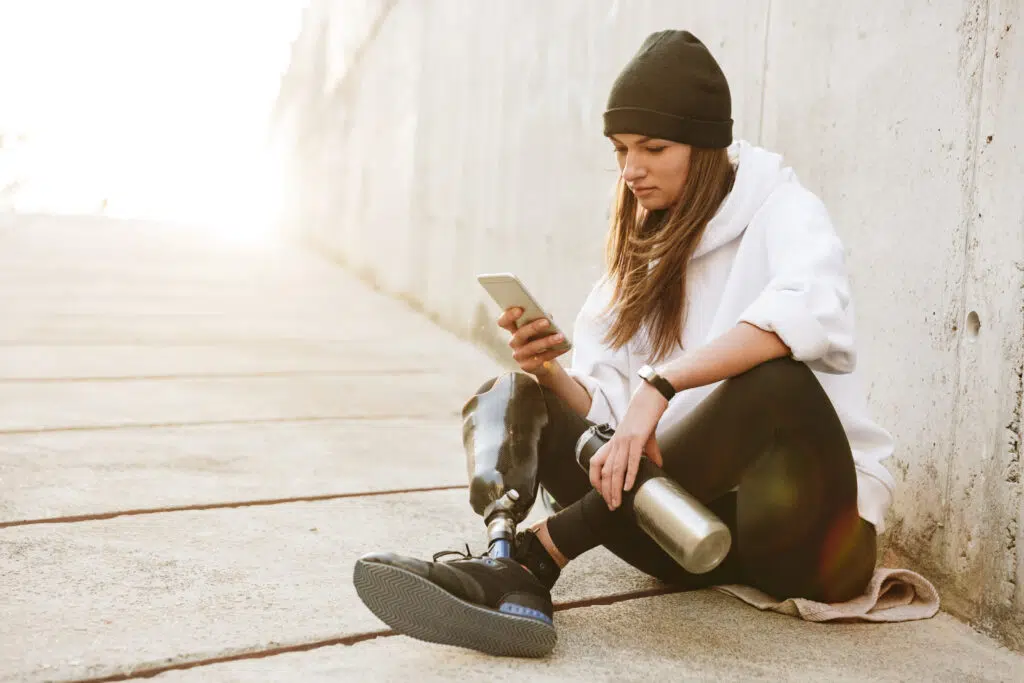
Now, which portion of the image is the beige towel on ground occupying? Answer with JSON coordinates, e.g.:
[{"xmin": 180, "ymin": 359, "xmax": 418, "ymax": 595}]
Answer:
[{"xmin": 714, "ymin": 567, "xmax": 940, "ymax": 622}]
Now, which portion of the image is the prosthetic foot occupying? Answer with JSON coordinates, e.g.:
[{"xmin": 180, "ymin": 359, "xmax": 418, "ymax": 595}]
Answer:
[{"xmin": 352, "ymin": 541, "xmax": 556, "ymax": 658}]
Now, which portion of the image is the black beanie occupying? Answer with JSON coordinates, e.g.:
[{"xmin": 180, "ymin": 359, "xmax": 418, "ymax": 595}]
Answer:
[{"xmin": 604, "ymin": 30, "xmax": 733, "ymax": 148}]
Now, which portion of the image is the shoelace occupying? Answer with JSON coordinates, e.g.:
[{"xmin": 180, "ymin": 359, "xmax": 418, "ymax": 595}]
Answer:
[{"xmin": 432, "ymin": 542, "xmax": 482, "ymax": 563}]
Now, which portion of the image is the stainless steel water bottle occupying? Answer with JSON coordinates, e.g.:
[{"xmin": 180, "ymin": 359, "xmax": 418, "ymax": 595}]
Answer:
[{"xmin": 575, "ymin": 423, "xmax": 732, "ymax": 574}]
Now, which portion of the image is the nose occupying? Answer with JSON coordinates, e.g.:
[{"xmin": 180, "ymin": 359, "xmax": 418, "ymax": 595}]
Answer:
[{"xmin": 621, "ymin": 150, "xmax": 647, "ymax": 184}]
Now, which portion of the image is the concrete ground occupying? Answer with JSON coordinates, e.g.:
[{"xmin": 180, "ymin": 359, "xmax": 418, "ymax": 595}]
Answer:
[{"xmin": 1, "ymin": 213, "xmax": 1021, "ymax": 683}]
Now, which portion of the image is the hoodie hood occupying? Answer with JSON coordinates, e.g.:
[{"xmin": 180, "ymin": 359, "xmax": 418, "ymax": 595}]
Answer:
[{"xmin": 691, "ymin": 140, "xmax": 791, "ymax": 260}]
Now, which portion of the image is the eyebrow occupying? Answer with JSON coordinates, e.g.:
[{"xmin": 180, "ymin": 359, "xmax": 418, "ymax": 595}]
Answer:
[{"xmin": 606, "ymin": 136, "xmax": 655, "ymax": 145}]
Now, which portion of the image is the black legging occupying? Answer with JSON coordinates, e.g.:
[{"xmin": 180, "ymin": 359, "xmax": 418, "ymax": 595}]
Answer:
[{"xmin": 470, "ymin": 357, "xmax": 877, "ymax": 603}]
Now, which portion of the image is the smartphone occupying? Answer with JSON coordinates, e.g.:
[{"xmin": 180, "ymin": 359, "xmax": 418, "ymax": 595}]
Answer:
[{"xmin": 477, "ymin": 272, "xmax": 572, "ymax": 353}]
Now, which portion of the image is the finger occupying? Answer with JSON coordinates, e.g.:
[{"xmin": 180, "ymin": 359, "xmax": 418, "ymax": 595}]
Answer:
[
  {"xmin": 589, "ymin": 445, "xmax": 608, "ymax": 490},
  {"xmin": 623, "ymin": 439, "xmax": 644, "ymax": 495},
  {"xmin": 590, "ymin": 458, "xmax": 603, "ymax": 491},
  {"xmin": 611, "ymin": 445, "xmax": 633, "ymax": 508},
  {"xmin": 514, "ymin": 342, "xmax": 563, "ymax": 367},
  {"xmin": 512, "ymin": 336, "xmax": 551, "ymax": 361},
  {"xmin": 602, "ymin": 450, "xmax": 616, "ymax": 509},
  {"xmin": 527, "ymin": 317, "xmax": 552, "ymax": 339},
  {"xmin": 513, "ymin": 328, "xmax": 564, "ymax": 361},
  {"xmin": 510, "ymin": 318, "xmax": 550, "ymax": 349},
  {"xmin": 521, "ymin": 332, "xmax": 565, "ymax": 357},
  {"xmin": 590, "ymin": 459, "xmax": 601, "ymax": 490},
  {"xmin": 497, "ymin": 307, "xmax": 523, "ymax": 334}
]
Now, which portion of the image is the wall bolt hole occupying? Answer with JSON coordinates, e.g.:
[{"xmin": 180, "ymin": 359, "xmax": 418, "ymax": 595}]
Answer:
[{"xmin": 966, "ymin": 311, "xmax": 981, "ymax": 337}]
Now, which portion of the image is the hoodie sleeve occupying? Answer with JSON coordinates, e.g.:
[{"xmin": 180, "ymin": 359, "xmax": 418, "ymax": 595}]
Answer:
[
  {"xmin": 737, "ymin": 186, "xmax": 857, "ymax": 374},
  {"xmin": 562, "ymin": 278, "xmax": 632, "ymax": 427}
]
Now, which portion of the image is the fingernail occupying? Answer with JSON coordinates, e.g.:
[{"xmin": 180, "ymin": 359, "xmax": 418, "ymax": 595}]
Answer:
[
  {"xmin": 539, "ymin": 320, "xmax": 549, "ymax": 327},
  {"xmin": 553, "ymin": 334, "xmax": 564, "ymax": 341}
]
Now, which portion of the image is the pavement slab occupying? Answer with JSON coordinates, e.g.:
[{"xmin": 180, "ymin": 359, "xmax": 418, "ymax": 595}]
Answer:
[
  {"xmin": 0, "ymin": 312, "xmax": 464, "ymax": 347},
  {"xmin": 0, "ymin": 343, "xmax": 470, "ymax": 379},
  {"xmin": 155, "ymin": 591, "xmax": 1024, "ymax": 683},
  {"xmin": 0, "ymin": 490, "xmax": 657, "ymax": 682},
  {"xmin": 0, "ymin": 373, "xmax": 482, "ymax": 433},
  {"xmin": 0, "ymin": 420, "xmax": 468, "ymax": 522}
]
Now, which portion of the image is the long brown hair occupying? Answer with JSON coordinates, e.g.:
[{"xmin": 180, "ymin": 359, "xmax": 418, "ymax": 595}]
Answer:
[{"xmin": 602, "ymin": 147, "xmax": 736, "ymax": 363}]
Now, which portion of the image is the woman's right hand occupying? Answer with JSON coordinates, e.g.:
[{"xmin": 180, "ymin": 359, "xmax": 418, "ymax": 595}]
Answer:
[{"xmin": 498, "ymin": 307, "xmax": 569, "ymax": 376}]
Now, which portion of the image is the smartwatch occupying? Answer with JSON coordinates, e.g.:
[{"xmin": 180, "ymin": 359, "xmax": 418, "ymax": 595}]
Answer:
[{"xmin": 637, "ymin": 364, "xmax": 676, "ymax": 402}]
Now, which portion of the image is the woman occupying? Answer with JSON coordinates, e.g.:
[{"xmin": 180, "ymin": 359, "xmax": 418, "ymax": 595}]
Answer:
[{"xmin": 353, "ymin": 30, "xmax": 896, "ymax": 658}]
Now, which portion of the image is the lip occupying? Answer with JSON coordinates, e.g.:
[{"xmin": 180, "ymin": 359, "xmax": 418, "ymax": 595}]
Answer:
[{"xmin": 631, "ymin": 186, "xmax": 657, "ymax": 196}]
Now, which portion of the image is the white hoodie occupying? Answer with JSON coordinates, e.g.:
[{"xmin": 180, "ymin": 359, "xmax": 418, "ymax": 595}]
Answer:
[{"xmin": 565, "ymin": 140, "xmax": 896, "ymax": 533}]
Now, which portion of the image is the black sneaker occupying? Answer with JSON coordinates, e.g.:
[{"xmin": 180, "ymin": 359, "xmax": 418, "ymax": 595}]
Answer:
[{"xmin": 352, "ymin": 544, "xmax": 556, "ymax": 658}]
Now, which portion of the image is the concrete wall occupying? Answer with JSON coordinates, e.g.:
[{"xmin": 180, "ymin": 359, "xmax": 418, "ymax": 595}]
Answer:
[{"xmin": 272, "ymin": 0, "xmax": 1024, "ymax": 647}]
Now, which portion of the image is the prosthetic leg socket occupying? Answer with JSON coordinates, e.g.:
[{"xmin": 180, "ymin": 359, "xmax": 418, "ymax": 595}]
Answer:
[{"xmin": 462, "ymin": 373, "xmax": 548, "ymax": 560}]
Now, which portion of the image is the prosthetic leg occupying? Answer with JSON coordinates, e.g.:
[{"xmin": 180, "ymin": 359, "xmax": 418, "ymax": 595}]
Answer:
[
  {"xmin": 461, "ymin": 373, "xmax": 546, "ymax": 559},
  {"xmin": 462, "ymin": 373, "xmax": 731, "ymax": 574},
  {"xmin": 351, "ymin": 373, "xmax": 557, "ymax": 659}
]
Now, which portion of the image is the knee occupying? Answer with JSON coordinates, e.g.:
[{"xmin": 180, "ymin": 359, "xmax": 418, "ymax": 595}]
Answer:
[
  {"xmin": 743, "ymin": 356, "xmax": 809, "ymax": 383},
  {"xmin": 471, "ymin": 368, "xmax": 533, "ymax": 389},
  {"xmin": 735, "ymin": 356, "xmax": 820, "ymax": 402},
  {"xmin": 494, "ymin": 371, "xmax": 542, "ymax": 402},
  {"xmin": 461, "ymin": 371, "xmax": 545, "ymax": 419},
  {"xmin": 471, "ymin": 371, "xmax": 535, "ymax": 395},
  {"xmin": 470, "ymin": 376, "xmax": 498, "ymax": 395}
]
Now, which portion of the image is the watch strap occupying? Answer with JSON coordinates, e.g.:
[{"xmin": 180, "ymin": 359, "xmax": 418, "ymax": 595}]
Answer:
[{"xmin": 638, "ymin": 364, "xmax": 675, "ymax": 401}]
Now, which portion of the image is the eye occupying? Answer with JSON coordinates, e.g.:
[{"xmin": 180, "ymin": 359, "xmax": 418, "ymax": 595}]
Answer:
[
  {"xmin": 646, "ymin": 146, "xmax": 667, "ymax": 154},
  {"xmin": 613, "ymin": 146, "xmax": 626, "ymax": 155}
]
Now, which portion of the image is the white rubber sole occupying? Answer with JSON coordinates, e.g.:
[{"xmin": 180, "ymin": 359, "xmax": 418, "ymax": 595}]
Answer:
[{"xmin": 352, "ymin": 558, "xmax": 557, "ymax": 658}]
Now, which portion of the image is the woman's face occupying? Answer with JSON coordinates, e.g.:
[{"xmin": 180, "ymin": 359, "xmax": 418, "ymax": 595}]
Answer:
[{"xmin": 610, "ymin": 134, "xmax": 692, "ymax": 210}]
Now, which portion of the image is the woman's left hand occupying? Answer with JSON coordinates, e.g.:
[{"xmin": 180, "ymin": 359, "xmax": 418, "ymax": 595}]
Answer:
[{"xmin": 588, "ymin": 383, "xmax": 669, "ymax": 510}]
